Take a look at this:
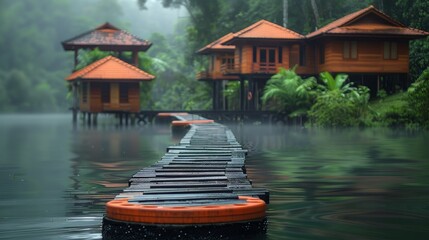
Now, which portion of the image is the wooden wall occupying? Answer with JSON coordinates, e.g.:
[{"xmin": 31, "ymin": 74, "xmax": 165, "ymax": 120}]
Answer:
[
  {"xmin": 237, "ymin": 43, "xmax": 299, "ymax": 74},
  {"xmin": 128, "ymin": 82, "xmax": 140, "ymax": 113},
  {"xmin": 316, "ymin": 39, "xmax": 409, "ymax": 74},
  {"xmin": 80, "ymin": 82, "xmax": 141, "ymax": 113},
  {"xmin": 209, "ymin": 53, "xmax": 238, "ymax": 80}
]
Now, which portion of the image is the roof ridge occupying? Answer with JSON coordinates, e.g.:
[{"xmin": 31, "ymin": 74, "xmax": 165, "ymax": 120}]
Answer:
[
  {"xmin": 111, "ymin": 56, "xmax": 154, "ymax": 77},
  {"xmin": 65, "ymin": 55, "xmax": 155, "ymax": 81},
  {"xmin": 232, "ymin": 19, "xmax": 304, "ymax": 39},
  {"xmin": 197, "ymin": 32, "xmax": 235, "ymax": 53},
  {"xmin": 306, "ymin": 5, "xmax": 411, "ymax": 38},
  {"xmin": 262, "ymin": 19, "xmax": 304, "ymax": 38},
  {"xmin": 70, "ymin": 55, "xmax": 113, "ymax": 79}
]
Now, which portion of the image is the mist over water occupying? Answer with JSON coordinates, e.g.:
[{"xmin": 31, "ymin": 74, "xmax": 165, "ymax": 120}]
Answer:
[{"xmin": 0, "ymin": 115, "xmax": 428, "ymax": 239}]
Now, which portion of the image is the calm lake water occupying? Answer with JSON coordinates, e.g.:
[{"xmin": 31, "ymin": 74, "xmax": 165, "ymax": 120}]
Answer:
[{"xmin": 0, "ymin": 114, "xmax": 428, "ymax": 240}]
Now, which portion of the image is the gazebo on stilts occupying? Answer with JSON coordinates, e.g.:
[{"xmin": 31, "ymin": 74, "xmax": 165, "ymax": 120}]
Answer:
[{"xmin": 61, "ymin": 22, "xmax": 154, "ymax": 125}]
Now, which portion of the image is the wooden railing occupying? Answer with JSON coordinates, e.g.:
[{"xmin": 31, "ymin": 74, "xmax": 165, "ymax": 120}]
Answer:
[
  {"xmin": 256, "ymin": 63, "xmax": 277, "ymax": 73},
  {"xmin": 196, "ymin": 71, "xmax": 212, "ymax": 80},
  {"xmin": 221, "ymin": 63, "xmax": 241, "ymax": 74}
]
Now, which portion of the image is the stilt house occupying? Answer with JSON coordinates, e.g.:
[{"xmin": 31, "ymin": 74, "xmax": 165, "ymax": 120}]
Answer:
[
  {"xmin": 197, "ymin": 5, "xmax": 429, "ymax": 110},
  {"xmin": 62, "ymin": 23, "xmax": 154, "ymax": 121},
  {"xmin": 65, "ymin": 56, "xmax": 154, "ymax": 113},
  {"xmin": 196, "ymin": 33, "xmax": 239, "ymax": 110}
]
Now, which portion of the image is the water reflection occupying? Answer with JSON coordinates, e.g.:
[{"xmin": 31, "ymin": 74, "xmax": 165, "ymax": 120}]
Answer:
[
  {"xmin": 0, "ymin": 114, "xmax": 174, "ymax": 240},
  {"xmin": 0, "ymin": 116, "xmax": 428, "ymax": 240},
  {"xmin": 66, "ymin": 123, "xmax": 174, "ymax": 216},
  {"xmin": 230, "ymin": 124, "xmax": 429, "ymax": 240}
]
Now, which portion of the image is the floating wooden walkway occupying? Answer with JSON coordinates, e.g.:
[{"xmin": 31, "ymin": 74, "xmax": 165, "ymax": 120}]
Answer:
[{"xmin": 102, "ymin": 113, "xmax": 269, "ymax": 240}]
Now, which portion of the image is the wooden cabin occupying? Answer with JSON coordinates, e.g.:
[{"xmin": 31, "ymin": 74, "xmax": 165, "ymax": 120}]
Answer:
[
  {"xmin": 305, "ymin": 5, "xmax": 429, "ymax": 94},
  {"xmin": 62, "ymin": 22, "xmax": 154, "ymax": 123},
  {"xmin": 222, "ymin": 20, "xmax": 304, "ymax": 75},
  {"xmin": 197, "ymin": 6, "xmax": 429, "ymax": 110},
  {"xmin": 196, "ymin": 33, "xmax": 239, "ymax": 110},
  {"xmin": 197, "ymin": 20, "xmax": 305, "ymax": 110},
  {"xmin": 65, "ymin": 56, "xmax": 154, "ymax": 114}
]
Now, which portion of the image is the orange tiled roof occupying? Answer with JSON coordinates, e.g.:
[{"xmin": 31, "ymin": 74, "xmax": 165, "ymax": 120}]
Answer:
[
  {"xmin": 224, "ymin": 20, "xmax": 304, "ymax": 45},
  {"xmin": 307, "ymin": 5, "xmax": 429, "ymax": 38},
  {"xmin": 62, "ymin": 22, "xmax": 152, "ymax": 51},
  {"xmin": 197, "ymin": 33, "xmax": 235, "ymax": 54},
  {"xmin": 65, "ymin": 56, "xmax": 155, "ymax": 81}
]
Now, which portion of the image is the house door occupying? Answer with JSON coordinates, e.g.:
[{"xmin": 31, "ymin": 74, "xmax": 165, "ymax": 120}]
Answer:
[{"xmin": 259, "ymin": 48, "xmax": 276, "ymax": 72}]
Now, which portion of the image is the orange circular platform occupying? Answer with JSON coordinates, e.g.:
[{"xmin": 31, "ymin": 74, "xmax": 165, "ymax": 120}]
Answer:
[
  {"xmin": 171, "ymin": 119, "xmax": 214, "ymax": 127},
  {"xmin": 105, "ymin": 196, "xmax": 266, "ymax": 224}
]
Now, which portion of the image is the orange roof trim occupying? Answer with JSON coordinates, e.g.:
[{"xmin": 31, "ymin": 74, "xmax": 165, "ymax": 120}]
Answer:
[
  {"xmin": 307, "ymin": 5, "xmax": 429, "ymax": 38},
  {"xmin": 224, "ymin": 20, "xmax": 304, "ymax": 45},
  {"xmin": 65, "ymin": 56, "xmax": 155, "ymax": 81},
  {"xmin": 197, "ymin": 33, "xmax": 235, "ymax": 54}
]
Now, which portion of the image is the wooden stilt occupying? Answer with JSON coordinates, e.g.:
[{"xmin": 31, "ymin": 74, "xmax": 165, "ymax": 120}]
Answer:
[{"xmin": 240, "ymin": 78, "xmax": 245, "ymax": 111}]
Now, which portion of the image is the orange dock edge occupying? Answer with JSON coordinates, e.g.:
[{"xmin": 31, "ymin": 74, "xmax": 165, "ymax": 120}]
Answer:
[
  {"xmin": 157, "ymin": 112, "xmax": 189, "ymax": 117},
  {"xmin": 171, "ymin": 119, "xmax": 214, "ymax": 127},
  {"xmin": 105, "ymin": 196, "xmax": 266, "ymax": 224}
]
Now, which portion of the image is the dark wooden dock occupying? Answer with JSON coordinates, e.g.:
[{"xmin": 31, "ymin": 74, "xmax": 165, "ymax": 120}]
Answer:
[{"xmin": 102, "ymin": 113, "xmax": 269, "ymax": 240}]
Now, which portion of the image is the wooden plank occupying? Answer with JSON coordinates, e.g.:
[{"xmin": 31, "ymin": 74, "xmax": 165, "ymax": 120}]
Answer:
[
  {"xmin": 136, "ymin": 199, "xmax": 247, "ymax": 207},
  {"xmin": 110, "ymin": 117, "xmax": 269, "ymax": 207},
  {"xmin": 129, "ymin": 193, "xmax": 239, "ymax": 202}
]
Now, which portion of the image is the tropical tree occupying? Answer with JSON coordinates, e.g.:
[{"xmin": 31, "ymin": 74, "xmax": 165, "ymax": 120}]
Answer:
[
  {"xmin": 262, "ymin": 67, "xmax": 318, "ymax": 117},
  {"xmin": 308, "ymin": 72, "xmax": 371, "ymax": 127},
  {"xmin": 407, "ymin": 67, "xmax": 429, "ymax": 128}
]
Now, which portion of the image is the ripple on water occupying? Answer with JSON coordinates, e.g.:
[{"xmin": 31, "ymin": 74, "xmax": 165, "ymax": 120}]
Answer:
[{"xmin": 0, "ymin": 217, "xmax": 103, "ymax": 240}]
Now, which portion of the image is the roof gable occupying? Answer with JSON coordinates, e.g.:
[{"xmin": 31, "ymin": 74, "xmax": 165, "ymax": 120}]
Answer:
[
  {"xmin": 65, "ymin": 56, "xmax": 155, "ymax": 81},
  {"xmin": 62, "ymin": 22, "xmax": 152, "ymax": 51},
  {"xmin": 224, "ymin": 20, "xmax": 304, "ymax": 45},
  {"xmin": 307, "ymin": 5, "xmax": 429, "ymax": 38},
  {"xmin": 197, "ymin": 33, "xmax": 235, "ymax": 54}
]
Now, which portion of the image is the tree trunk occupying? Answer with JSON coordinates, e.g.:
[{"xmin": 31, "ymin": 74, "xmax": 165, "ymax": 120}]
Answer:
[
  {"xmin": 283, "ymin": 0, "xmax": 288, "ymax": 27},
  {"xmin": 310, "ymin": 0, "xmax": 320, "ymax": 28}
]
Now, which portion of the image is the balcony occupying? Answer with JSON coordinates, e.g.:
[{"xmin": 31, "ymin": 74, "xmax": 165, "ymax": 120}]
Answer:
[
  {"xmin": 196, "ymin": 69, "xmax": 240, "ymax": 81},
  {"xmin": 254, "ymin": 63, "xmax": 277, "ymax": 73},
  {"xmin": 221, "ymin": 63, "xmax": 241, "ymax": 75},
  {"xmin": 196, "ymin": 71, "xmax": 212, "ymax": 81}
]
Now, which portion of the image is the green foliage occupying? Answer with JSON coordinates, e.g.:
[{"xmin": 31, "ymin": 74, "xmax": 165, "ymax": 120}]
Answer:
[
  {"xmin": 308, "ymin": 72, "xmax": 372, "ymax": 127},
  {"xmin": 308, "ymin": 91, "xmax": 361, "ymax": 127},
  {"xmin": 146, "ymin": 31, "xmax": 212, "ymax": 110},
  {"xmin": 262, "ymin": 67, "xmax": 317, "ymax": 116},
  {"xmin": 407, "ymin": 67, "xmax": 429, "ymax": 128},
  {"xmin": 223, "ymin": 81, "xmax": 244, "ymax": 110}
]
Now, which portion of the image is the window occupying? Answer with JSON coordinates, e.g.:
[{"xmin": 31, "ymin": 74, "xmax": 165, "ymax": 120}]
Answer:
[
  {"xmin": 299, "ymin": 45, "xmax": 306, "ymax": 66},
  {"xmin": 259, "ymin": 48, "xmax": 276, "ymax": 64},
  {"xmin": 81, "ymin": 82, "xmax": 88, "ymax": 103},
  {"xmin": 260, "ymin": 49, "xmax": 267, "ymax": 63},
  {"xmin": 384, "ymin": 42, "xmax": 398, "ymax": 59},
  {"xmin": 119, "ymin": 84, "xmax": 129, "ymax": 103},
  {"xmin": 319, "ymin": 44, "xmax": 325, "ymax": 64},
  {"xmin": 101, "ymin": 84, "xmax": 110, "ymax": 103},
  {"xmin": 343, "ymin": 41, "xmax": 357, "ymax": 59},
  {"xmin": 268, "ymin": 49, "xmax": 276, "ymax": 63},
  {"xmin": 278, "ymin": 47, "xmax": 283, "ymax": 63},
  {"xmin": 222, "ymin": 57, "xmax": 234, "ymax": 70}
]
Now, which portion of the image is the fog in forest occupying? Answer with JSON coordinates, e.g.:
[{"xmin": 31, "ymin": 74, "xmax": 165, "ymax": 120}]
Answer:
[
  {"xmin": 1, "ymin": 0, "xmax": 427, "ymax": 113},
  {"xmin": 0, "ymin": 0, "xmax": 188, "ymax": 112}
]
